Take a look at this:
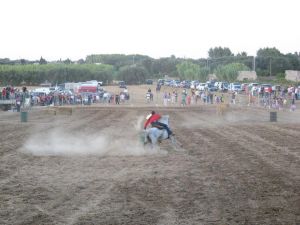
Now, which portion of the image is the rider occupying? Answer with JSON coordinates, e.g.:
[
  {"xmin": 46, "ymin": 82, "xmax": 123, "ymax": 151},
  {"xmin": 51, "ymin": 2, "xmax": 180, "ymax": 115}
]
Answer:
[{"xmin": 144, "ymin": 111, "xmax": 173, "ymax": 138}]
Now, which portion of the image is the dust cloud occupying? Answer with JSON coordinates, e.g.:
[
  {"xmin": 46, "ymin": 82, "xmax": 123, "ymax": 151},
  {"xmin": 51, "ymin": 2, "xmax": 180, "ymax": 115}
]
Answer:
[{"xmin": 22, "ymin": 116, "xmax": 166, "ymax": 156}]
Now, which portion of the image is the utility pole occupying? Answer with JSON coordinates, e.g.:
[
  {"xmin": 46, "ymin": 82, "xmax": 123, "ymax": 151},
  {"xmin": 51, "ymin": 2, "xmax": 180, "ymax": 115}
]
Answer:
[
  {"xmin": 206, "ymin": 59, "xmax": 210, "ymax": 74},
  {"xmin": 269, "ymin": 58, "xmax": 272, "ymax": 76},
  {"xmin": 252, "ymin": 56, "xmax": 256, "ymax": 71}
]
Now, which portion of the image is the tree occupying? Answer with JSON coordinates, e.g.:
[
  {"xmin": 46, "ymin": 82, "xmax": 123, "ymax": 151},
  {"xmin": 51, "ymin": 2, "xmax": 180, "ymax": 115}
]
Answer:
[
  {"xmin": 117, "ymin": 65, "xmax": 148, "ymax": 84},
  {"xmin": 39, "ymin": 57, "xmax": 47, "ymax": 65},
  {"xmin": 237, "ymin": 52, "xmax": 248, "ymax": 57},
  {"xmin": 0, "ymin": 64, "xmax": 114, "ymax": 85},
  {"xmin": 257, "ymin": 47, "xmax": 282, "ymax": 57},
  {"xmin": 176, "ymin": 61, "xmax": 209, "ymax": 82},
  {"xmin": 63, "ymin": 58, "xmax": 72, "ymax": 64},
  {"xmin": 208, "ymin": 47, "xmax": 234, "ymax": 58},
  {"xmin": 215, "ymin": 63, "xmax": 250, "ymax": 82},
  {"xmin": 286, "ymin": 53, "xmax": 300, "ymax": 70},
  {"xmin": 256, "ymin": 47, "xmax": 293, "ymax": 76}
]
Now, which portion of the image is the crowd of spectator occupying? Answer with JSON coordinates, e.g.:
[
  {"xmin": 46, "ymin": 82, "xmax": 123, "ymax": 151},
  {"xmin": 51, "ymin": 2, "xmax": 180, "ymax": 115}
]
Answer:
[
  {"xmin": 154, "ymin": 83, "xmax": 299, "ymax": 112},
  {"xmin": 0, "ymin": 85, "xmax": 131, "ymax": 111}
]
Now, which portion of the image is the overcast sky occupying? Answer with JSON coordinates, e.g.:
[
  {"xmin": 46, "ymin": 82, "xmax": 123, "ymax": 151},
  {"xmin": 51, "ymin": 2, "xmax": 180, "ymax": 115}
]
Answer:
[{"xmin": 0, "ymin": 0, "xmax": 299, "ymax": 61}]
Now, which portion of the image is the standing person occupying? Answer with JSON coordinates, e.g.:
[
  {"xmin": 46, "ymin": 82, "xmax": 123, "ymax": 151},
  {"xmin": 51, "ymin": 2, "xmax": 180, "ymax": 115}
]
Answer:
[
  {"xmin": 144, "ymin": 111, "xmax": 173, "ymax": 138},
  {"xmin": 163, "ymin": 92, "xmax": 168, "ymax": 106},
  {"xmin": 156, "ymin": 84, "xmax": 161, "ymax": 93},
  {"xmin": 174, "ymin": 90, "xmax": 178, "ymax": 103},
  {"xmin": 2, "ymin": 88, "xmax": 6, "ymax": 100},
  {"xmin": 120, "ymin": 93, "xmax": 125, "ymax": 103},
  {"xmin": 290, "ymin": 97, "xmax": 296, "ymax": 111},
  {"xmin": 16, "ymin": 95, "xmax": 21, "ymax": 112},
  {"xmin": 146, "ymin": 92, "xmax": 151, "ymax": 103},
  {"xmin": 195, "ymin": 89, "xmax": 200, "ymax": 104},
  {"xmin": 171, "ymin": 91, "xmax": 176, "ymax": 104},
  {"xmin": 115, "ymin": 94, "xmax": 120, "ymax": 104},
  {"xmin": 231, "ymin": 91, "xmax": 236, "ymax": 104},
  {"xmin": 167, "ymin": 93, "xmax": 171, "ymax": 104},
  {"xmin": 181, "ymin": 89, "xmax": 187, "ymax": 106},
  {"xmin": 220, "ymin": 94, "xmax": 224, "ymax": 103},
  {"xmin": 187, "ymin": 95, "xmax": 191, "ymax": 105},
  {"xmin": 150, "ymin": 92, "xmax": 153, "ymax": 101},
  {"xmin": 201, "ymin": 92, "xmax": 205, "ymax": 104},
  {"xmin": 210, "ymin": 92, "xmax": 214, "ymax": 104},
  {"xmin": 215, "ymin": 95, "xmax": 220, "ymax": 104}
]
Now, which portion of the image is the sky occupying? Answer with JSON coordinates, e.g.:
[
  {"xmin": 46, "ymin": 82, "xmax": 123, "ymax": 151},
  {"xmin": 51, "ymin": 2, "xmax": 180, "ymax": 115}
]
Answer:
[{"xmin": 0, "ymin": 0, "xmax": 299, "ymax": 61}]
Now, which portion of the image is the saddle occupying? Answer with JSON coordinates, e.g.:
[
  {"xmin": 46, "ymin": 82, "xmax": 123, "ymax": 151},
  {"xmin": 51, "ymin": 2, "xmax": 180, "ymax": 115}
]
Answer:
[{"xmin": 151, "ymin": 124, "xmax": 164, "ymax": 130}]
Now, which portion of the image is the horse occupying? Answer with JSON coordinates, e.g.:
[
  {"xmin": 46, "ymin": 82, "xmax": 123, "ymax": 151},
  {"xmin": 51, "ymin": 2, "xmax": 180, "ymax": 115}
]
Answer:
[{"xmin": 142, "ymin": 115, "xmax": 170, "ymax": 147}]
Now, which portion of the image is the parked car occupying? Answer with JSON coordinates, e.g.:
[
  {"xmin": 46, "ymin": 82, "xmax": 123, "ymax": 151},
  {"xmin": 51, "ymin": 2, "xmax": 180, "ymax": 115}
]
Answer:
[
  {"xmin": 180, "ymin": 80, "xmax": 191, "ymax": 88},
  {"xmin": 146, "ymin": 79, "xmax": 153, "ymax": 85},
  {"xmin": 164, "ymin": 80, "xmax": 172, "ymax": 86},
  {"xmin": 190, "ymin": 80, "xmax": 199, "ymax": 89},
  {"xmin": 170, "ymin": 80, "xmax": 181, "ymax": 87},
  {"xmin": 157, "ymin": 79, "xmax": 165, "ymax": 85},
  {"xmin": 205, "ymin": 83, "xmax": 218, "ymax": 92},
  {"xmin": 248, "ymin": 83, "xmax": 259, "ymax": 89},
  {"xmin": 241, "ymin": 83, "xmax": 249, "ymax": 92},
  {"xmin": 229, "ymin": 83, "xmax": 242, "ymax": 92},
  {"xmin": 119, "ymin": 81, "xmax": 126, "ymax": 88},
  {"xmin": 272, "ymin": 85, "xmax": 281, "ymax": 92},
  {"xmin": 218, "ymin": 82, "xmax": 229, "ymax": 92},
  {"xmin": 261, "ymin": 84, "xmax": 272, "ymax": 93},
  {"xmin": 196, "ymin": 83, "xmax": 206, "ymax": 91}
]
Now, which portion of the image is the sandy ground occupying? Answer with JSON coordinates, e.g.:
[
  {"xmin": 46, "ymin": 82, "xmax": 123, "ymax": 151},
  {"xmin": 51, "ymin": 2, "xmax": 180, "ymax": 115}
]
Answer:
[{"xmin": 0, "ymin": 85, "xmax": 300, "ymax": 225}]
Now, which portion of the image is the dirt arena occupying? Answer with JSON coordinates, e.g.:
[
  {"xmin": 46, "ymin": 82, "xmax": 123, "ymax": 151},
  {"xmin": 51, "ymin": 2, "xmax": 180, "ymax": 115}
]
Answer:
[{"xmin": 0, "ymin": 85, "xmax": 300, "ymax": 225}]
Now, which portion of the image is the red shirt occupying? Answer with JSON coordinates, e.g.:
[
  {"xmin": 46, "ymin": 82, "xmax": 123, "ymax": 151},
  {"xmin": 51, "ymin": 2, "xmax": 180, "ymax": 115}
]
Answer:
[{"xmin": 144, "ymin": 114, "xmax": 161, "ymax": 129}]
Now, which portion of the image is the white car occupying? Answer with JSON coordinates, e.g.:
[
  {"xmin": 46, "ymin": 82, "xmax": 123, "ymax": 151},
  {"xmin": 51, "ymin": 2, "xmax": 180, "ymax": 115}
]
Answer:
[
  {"xmin": 190, "ymin": 80, "xmax": 199, "ymax": 89},
  {"xmin": 218, "ymin": 82, "xmax": 229, "ymax": 91},
  {"xmin": 229, "ymin": 83, "xmax": 242, "ymax": 92},
  {"xmin": 196, "ymin": 83, "xmax": 206, "ymax": 91}
]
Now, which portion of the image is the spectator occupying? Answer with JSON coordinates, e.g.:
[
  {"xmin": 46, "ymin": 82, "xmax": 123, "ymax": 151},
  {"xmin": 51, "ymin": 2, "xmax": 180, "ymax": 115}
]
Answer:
[
  {"xmin": 187, "ymin": 95, "xmax": 191, "ymax": 105},
  {"xmin": 2, "ymin": 88, "xmax": 6, "ymax": 100},
  {"xmin": 163, "ymin": 92, "xmax": 168, "ymax": 106},
  {"xmin": 181, "ymin": 89, "xmax": 187, "ymax": 106},
  {"xmin": 115, "ymin": 94, "xmax": 120, "ymax": 104},
  {"xmin": 231, "ymin": 91, "xmax": 236, "ymax": 104}
]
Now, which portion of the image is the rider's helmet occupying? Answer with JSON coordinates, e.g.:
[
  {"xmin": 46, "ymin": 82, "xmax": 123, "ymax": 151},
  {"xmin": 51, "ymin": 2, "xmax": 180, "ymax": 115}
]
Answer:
[
  {"xmin": 151, "ymin": 111, "xmax": 155, "ymax": 115},
  {"xmin": 146, "ymin": 114, "xmax": 152, "ymax": 120}
]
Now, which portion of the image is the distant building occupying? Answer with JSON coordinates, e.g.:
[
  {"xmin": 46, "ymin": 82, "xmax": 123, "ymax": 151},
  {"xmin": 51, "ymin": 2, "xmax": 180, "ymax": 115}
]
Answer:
[
  {"xmin": 285, "ymin": 70, "xmax": 300, "ymax": 82},
  {"xmin": 237, "ymin": 71, "xmax": 257, "ymax": 81}
]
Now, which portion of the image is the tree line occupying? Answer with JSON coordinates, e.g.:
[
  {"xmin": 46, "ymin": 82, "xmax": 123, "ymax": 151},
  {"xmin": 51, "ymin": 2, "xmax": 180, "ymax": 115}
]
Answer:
[{"xmin": 0, "ymin": 47, "xmax": 299, "ymax": 85}]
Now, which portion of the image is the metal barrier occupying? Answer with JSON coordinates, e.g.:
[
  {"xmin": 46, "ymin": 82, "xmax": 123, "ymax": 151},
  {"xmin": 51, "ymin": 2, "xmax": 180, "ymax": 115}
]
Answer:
[
  {"xmin": 270, "ymin": 111, "xmax": 277, "ymax": 122},
  {"xmin": 20, "ymin": 111, "xmax": 28, "ymax": 122}
]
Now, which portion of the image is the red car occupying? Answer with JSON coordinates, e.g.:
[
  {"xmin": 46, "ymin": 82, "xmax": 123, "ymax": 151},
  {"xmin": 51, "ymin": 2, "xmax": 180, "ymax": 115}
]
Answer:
[{"xmin": 261, "ymin": 84, "xmax": 272, "ymax": 93}]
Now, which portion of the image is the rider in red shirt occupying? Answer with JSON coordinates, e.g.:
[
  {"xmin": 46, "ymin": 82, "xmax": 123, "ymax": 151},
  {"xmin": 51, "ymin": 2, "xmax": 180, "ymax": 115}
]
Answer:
[
  {"xmin": 144, "ymin": 113, "xmax": 161, "ymax": 129},
  {"xmin": 144, "ymin": 111, "xmax": 173, "ymax": 138}
]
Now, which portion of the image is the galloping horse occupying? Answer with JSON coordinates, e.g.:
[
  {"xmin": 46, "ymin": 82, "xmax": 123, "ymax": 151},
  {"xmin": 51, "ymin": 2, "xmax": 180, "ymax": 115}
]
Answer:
[{"xmin": 142, "ymin": 115, "xmax": 170, "ymax": 147}]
